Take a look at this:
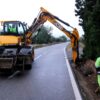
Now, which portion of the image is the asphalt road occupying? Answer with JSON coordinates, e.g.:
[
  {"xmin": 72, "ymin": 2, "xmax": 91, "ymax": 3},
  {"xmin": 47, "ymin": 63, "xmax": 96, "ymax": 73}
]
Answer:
[{"xmin": 0, "ymin": 43, "xmax": 76, "ymax": 100}]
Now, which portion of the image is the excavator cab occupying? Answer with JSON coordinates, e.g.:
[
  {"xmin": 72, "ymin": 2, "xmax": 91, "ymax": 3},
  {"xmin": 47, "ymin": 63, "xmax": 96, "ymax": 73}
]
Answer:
[
  {"xmin": 0, "ymin": 21, "xmax": 26, "ymax": 36},
  {"xmin": 0, "ymin": 21, "xmax": 28, "ymax": 46}
]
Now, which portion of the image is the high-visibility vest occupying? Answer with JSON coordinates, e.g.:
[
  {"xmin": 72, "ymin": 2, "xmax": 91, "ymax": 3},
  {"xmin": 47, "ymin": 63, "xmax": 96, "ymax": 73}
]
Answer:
[
  {"xmin": 9, "ymin": 27, "xmax": 16, "ymax": 33},
  {"xmin": 95, "ymin": 57, "xmax": 100, "ymax": 74}
]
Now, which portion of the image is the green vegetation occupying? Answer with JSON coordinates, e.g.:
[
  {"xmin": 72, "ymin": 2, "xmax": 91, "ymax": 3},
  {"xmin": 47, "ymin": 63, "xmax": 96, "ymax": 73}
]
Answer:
[
  {"xmin": 75, "ymin": 0, "xmax": 100, "ymax": 60},
  {"xmin": 32, "ymin": 25, "xmax": 67, "ymax": 44}
]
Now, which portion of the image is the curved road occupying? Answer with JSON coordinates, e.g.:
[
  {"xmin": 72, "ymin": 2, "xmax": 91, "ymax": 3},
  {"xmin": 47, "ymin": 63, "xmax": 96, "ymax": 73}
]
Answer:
[{"xmin": 0, "ymin": 43, "xmax": 77, "ymax": 100}]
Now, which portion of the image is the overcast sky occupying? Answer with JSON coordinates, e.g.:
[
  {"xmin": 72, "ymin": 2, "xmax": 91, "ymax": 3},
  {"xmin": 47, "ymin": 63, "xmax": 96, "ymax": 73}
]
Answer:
[{"xmin": 0, "ymin": 0, "xmax": 84, "ymax": 37}]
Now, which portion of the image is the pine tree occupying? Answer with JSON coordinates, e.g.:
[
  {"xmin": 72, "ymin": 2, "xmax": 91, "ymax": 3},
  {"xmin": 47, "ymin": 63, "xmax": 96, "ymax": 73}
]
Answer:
[
  {"xmin": 75, "ymin": 0, "xmax": 85, "ymax": 26},
  {"xmin": 75, "ymin": 0, "xmax": 100, "ymax": 60}
]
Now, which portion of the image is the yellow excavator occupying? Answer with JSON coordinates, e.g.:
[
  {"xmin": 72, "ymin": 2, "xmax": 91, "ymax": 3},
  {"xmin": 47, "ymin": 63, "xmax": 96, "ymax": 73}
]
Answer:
[
  {"xmin": 0, "ymin": 7, "xmax": 79, "ymax": 73},
  {"xmin": 0, "ymin": 21, "xmax": 35, "ymax": 73}
]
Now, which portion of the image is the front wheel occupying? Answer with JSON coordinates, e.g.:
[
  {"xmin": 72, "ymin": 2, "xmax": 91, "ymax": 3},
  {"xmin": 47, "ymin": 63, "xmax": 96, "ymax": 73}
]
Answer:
[
  {"xmin": 32, "ymin": 48, "xmax": 34, "ymax": 62},
  {"xmin": 25, "ymin": 64, "xmax": 32, "ymax": 70}
]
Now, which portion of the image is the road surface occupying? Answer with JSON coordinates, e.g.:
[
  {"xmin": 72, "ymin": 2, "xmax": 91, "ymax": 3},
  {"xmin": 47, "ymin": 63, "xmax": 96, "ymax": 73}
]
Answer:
[{"xmin": 0, "ymin": 43, "xmax": 77, "ymax": 100}]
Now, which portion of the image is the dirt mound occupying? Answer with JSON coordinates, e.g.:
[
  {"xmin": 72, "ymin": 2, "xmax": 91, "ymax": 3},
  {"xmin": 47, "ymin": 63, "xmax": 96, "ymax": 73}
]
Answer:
[{"xmin": 72, "ymin": 59, "xmax": 100, "ymax": 100}]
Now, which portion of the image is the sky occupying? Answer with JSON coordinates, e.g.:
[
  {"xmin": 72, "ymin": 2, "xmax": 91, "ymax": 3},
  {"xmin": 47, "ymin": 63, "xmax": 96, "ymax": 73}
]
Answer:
[{"xmin": 0, "ymin": 0, "xmax": 84, "ymax": 37}]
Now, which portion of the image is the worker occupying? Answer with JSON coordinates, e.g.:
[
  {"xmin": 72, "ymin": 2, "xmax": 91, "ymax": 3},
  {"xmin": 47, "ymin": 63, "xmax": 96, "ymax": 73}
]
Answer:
[
  {"xmin": 9, "ymin": 25, "xmax": 16, "ymax": 33},
  {"xmin": 95, "ymin": 57, "xmax": 100, "ymax": 93}
]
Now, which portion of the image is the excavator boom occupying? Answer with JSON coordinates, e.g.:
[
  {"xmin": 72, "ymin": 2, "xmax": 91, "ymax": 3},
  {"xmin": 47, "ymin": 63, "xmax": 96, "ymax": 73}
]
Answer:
[{"xmin": 27, "ymin": 7, "xmax": 79, "ymax": 62}]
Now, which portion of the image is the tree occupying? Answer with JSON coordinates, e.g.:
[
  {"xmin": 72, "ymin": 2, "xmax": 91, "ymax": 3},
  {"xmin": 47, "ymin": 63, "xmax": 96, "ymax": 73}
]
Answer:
[
  {"xmin": 58, "ymin": 36, "xmax": 67, "ymax": 42},
  {"xmin": 32, "ymin": 25, "xmax": 67, "ymax": 44},
  {"xmin": 75, "ymin": 0, "xmax": 100, "ymax": 60},
  {"xmin": 75, "ymin": 0, "xmax": 85, "ymax": 26},
  {"xmin": 32, "ymin": 26, "xmax": 53, "ymax": 44}
]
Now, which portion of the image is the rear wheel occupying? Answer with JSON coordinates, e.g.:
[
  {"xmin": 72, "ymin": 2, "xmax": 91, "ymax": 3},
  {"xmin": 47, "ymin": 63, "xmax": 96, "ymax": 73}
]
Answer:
[
  {"xmin": 24, "ymin": 55, "xmax": 33, "ymax": 70},
  {"xmin": 25, "ymin": 64, "xmax": 32, "ymax": 70},
  {"xmin": 25, "ymin": 48, "xmax": 34, "ymax": 70},
  {"xmin": 32, "ymin": 48, "xmax": 34, "ymax": 61},
  {"xmin": 2, "ymin": 67, "xmax": 15, "ymax": 75}
]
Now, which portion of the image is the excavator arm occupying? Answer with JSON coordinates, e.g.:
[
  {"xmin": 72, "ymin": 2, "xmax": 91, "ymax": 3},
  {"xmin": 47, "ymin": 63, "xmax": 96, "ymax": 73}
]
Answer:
[{"xmin": 27, "ymin": 7, "xmax": 79, "ymax": 63}]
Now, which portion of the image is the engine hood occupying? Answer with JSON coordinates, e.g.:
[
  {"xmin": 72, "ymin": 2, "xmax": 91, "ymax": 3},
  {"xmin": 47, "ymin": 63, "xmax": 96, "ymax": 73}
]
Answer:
[{"xmin": 0, "ymin": 35, "xmax": 20, "ymax": 46}]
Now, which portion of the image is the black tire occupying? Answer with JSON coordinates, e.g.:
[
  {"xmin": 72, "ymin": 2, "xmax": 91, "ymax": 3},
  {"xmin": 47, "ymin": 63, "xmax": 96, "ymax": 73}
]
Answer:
[
  {"xmin": 32, "ymin": 48, "xmax": 34, "ymax": 62},
  {"xmin": 3, "ymin": 68, "xmax": 15, "ymax": 75},
  {"xmin": 25, "ymin": 64, "xmax": 32, "ymax": 70}
]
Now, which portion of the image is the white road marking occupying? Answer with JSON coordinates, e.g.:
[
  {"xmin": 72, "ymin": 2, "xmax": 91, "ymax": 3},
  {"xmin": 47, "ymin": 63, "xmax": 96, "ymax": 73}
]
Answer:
[
  {"xmin": 64, "ymin": 48, "xmax": 82, "ymax": 100},
  {"xmin": 8, "ymin": 70, "xmax": 21, "ymax": 79},
  {"xmin": 34, "ymin": 55, "xmax": 42, "ymax": 61},
  {"xmin": 7, "ymin": 54, "xmax": 42, "ymax": 79}
]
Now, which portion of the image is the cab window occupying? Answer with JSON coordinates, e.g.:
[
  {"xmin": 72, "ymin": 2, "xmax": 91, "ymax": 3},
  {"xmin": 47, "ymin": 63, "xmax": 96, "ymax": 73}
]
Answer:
[
  {"xmin": 0, "ymin": 23, "xmax": 3, "ymax": 34},
  {"xmin": 17, "ymin": 23, "xmax": 24, "ymax": 35},
  {"xmin": 4, "ymin": 22, "xmax": 17, "ymax": 34}
]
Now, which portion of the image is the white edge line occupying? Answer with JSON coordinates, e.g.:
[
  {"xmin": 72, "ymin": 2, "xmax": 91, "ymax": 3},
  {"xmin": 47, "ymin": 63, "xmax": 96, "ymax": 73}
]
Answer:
[
  {"xmin": 64, "ymin": 48, "xmax": 82, "ymax": 100},
  {"xmin": 34, "ymin": 55, "xmax": 42, "ymax": 61},
  {"xmin": 8, "ymin": 70, "xmax": 21, "ymax": 79},
  {"xmin": 8, "ymin": 54, "xmax": 42, "ymax": 79}
]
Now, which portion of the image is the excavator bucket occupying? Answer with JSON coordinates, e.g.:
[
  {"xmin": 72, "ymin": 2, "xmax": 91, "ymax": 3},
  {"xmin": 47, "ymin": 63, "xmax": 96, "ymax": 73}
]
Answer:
[{"xmin": 72, "ymin": 50, "xmax": 77, "ymax": 63}]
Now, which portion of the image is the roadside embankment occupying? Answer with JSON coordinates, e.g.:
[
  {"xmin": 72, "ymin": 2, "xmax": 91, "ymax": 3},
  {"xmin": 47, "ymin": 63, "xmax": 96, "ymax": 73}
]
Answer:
[{"xmin": 66, "ymin": 42, "xmax": 100, "ymax": 100}]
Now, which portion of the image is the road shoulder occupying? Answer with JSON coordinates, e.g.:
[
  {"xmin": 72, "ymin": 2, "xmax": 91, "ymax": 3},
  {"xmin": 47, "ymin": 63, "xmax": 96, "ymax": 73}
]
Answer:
[
  {"xmin": 64, "ymin": 48, "xmax": 83, "ymax": 100},
  {"xmin": 66, "ymin": 44, "xmax": 100, "ymax": 100}
]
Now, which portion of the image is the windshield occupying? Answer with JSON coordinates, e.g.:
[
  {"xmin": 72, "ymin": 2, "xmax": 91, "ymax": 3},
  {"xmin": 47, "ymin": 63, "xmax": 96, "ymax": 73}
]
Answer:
[{"xmin": 0, "ymin": 21, "xmax": 25, "ymax": 36}]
